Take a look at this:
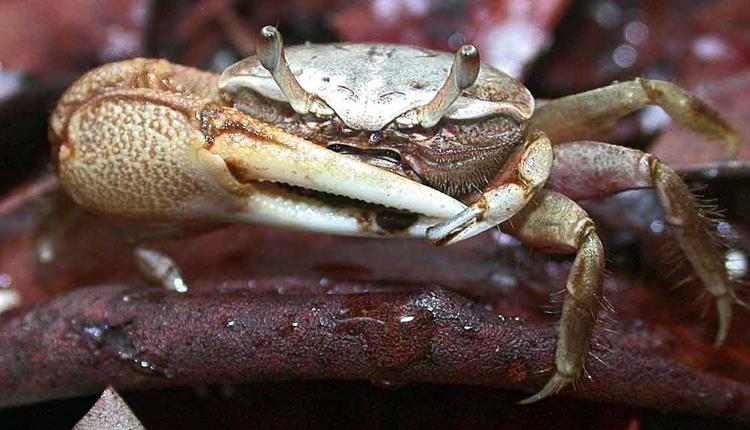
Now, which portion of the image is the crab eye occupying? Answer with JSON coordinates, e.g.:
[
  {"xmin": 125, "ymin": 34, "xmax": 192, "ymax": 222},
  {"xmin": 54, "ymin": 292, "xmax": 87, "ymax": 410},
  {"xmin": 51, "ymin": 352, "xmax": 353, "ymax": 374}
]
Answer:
[
  {"xmin": 326, "ymin": 144, "xmax": 401, "ymax": 164},
  {"xmin": 371, "ymin": 149, "xmax": 401, "ymax": 164}
]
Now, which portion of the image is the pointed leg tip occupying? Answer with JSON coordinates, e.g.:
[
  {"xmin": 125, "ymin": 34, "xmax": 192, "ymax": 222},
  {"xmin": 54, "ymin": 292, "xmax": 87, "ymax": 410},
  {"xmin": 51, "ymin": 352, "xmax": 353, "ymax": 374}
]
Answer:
[
  {"xmin": 517, "ymin": 372, "xmax": 574, "ymax": 405},
  {"xmin": 714, "ymin": 294, "xmax": 734, "ymax": 347},
  {"xmin": 425, "ymin": 206, "xmax": 482, "ymax": 244}
]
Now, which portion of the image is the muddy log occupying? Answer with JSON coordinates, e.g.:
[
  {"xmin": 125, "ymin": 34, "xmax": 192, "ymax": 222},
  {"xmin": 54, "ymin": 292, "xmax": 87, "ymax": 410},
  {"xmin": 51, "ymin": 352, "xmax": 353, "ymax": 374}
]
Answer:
[{"xmin": 0, "ymin": 283, "xmax": 748, "ymax": 418}]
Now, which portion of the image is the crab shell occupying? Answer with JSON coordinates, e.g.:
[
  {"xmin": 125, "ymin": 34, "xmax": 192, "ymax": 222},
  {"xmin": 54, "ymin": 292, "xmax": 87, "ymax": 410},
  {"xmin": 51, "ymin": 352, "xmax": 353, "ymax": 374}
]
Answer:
[{"xmin": 219, "ymin": 43, "xmax": 534, "ymax": 131}]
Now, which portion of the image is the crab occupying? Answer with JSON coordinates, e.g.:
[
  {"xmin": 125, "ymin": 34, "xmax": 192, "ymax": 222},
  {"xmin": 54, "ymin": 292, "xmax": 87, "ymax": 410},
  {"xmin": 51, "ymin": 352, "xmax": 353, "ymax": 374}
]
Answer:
[{"xmin": 47, "ymin": 26, "xmax": 742, "ymax": 403}]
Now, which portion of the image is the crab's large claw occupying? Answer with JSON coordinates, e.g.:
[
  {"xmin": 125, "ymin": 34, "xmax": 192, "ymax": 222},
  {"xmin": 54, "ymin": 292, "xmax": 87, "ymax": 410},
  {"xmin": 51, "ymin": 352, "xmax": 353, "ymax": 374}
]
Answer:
[{"xmin": 54, "ymin": 87, "xmax": 466, "ymax": 238}]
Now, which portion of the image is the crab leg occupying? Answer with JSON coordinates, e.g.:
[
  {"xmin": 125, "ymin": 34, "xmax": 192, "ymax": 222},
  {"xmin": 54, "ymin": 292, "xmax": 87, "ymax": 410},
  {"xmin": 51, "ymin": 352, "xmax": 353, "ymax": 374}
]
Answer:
[
  {"xmin": 133, "ymin": 247, "xmax": 188, "ymax": 293},
  {"xmin": 426, "ymin": 130, "xmax": 553, "ymax": 245},
  {"xmin": 502, "ymin": 190, "xmax": 605, "ymax": 404},
  {"xmin": 529, "ymin": 78, "xmax": 739, "ymax": 157},
  {"xmin": 548, "ymin": 141, "xmax": 739, "ymax": 345}
]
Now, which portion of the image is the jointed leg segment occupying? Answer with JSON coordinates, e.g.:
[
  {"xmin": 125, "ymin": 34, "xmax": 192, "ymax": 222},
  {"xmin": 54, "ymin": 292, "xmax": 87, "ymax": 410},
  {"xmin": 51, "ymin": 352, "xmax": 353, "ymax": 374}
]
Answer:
[
  {"xmin": 133, "ymin": 247, "xmax": 188, "ymax": 293},
  {"xmin": 427, "ymin": 130, "xmax": 553, "ymax": 245},
  {"xmin": 529, "ymin": 78, "xmax": 739, "ymax": 157},
  {"xmin": 501, "ymin": 190, "xmax": 605, "ymax": 403},
  {"xmin": 549, "ymin": 141, "xmax": 739, "ymax": 345}
]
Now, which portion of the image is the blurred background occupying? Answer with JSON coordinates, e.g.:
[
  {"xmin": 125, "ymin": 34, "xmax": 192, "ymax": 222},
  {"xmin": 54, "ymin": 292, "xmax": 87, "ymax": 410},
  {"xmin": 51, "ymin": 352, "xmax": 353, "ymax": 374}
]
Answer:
[{"xmin": 0, "ymin": 0, "xmax": 749, "ymax": 428}]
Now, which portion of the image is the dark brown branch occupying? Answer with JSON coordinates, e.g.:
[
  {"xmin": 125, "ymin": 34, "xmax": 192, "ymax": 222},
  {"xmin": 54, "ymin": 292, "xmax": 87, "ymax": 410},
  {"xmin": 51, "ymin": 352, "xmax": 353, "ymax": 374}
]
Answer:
[{"xmin": 1, "ymin": 283, "xmax": 749, "ymax": 418}]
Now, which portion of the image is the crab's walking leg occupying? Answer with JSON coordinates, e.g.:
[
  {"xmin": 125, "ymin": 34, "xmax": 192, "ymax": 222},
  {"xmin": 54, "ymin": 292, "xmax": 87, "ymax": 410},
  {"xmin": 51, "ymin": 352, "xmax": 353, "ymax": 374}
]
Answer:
[
  {"xmin": 549, "ymin": 141, "xmax": 739, "ymax": 345},
  {"xmin": 503, "ymin": 190, "xmax": 604, "ymax": 404},
  {"xmin": 133, "ymin": 247, "xmax": 188, "ymax": 293},
  {"xmin": 529, "ymin": 78, "xmax": 739, "ymax": 157},
  {"xmin": 427, "ymin": 131, "xmax": 553, "ymax": 245}
]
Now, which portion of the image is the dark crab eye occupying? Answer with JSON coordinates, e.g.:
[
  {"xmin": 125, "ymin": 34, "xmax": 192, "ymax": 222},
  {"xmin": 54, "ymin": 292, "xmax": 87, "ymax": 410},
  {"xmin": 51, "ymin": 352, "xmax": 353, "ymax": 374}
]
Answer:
[
  {"xmin": 371, "ymin": 148, "xmax": 401, "ymax": 164},
  {"xmin": 327, "ymin": 143, "xmax": 355, "ymax": 154}
]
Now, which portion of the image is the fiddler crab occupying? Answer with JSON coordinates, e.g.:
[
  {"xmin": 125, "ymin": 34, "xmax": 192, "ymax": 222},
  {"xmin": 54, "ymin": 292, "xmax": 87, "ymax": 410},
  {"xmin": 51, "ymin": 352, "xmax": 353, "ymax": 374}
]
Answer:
[{"xmin": 47, "ymin": 26, "xmax": 742, "ymax": 403}]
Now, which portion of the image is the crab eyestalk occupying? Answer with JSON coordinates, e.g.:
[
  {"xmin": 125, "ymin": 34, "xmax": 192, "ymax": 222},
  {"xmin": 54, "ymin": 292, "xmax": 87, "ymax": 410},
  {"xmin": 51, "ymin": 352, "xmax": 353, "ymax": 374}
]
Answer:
[
  {"xmin": 256, "ymin": 26, "xmax": 322, "ymax": 116},
  {"xmin": 416, "ymin": 45, "xmax": 480, "ymax": 128}
]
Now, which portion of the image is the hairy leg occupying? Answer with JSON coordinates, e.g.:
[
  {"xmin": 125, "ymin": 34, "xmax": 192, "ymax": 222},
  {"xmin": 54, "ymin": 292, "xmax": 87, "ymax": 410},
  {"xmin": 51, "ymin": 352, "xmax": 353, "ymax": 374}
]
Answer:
[
  {"xmin": 549, "ymin": 141, "xmax": 739, "ymax": 345},
  {"xmin": 501, "ymin": 190, "xmax": 605, "ymax": 403},
  {"xmin": 427, "ymin": 131, "xmax": 553, "ymax": 245},
  {"xmin": 529, "ymin": 78, "xmax": 739, "ymax": 157}
]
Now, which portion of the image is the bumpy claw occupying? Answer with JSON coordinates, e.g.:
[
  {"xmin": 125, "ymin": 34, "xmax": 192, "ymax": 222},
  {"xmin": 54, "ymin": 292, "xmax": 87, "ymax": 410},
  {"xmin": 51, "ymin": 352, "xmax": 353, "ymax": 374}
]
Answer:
[{"xmin": 50, "ymin": 60, "xmax": 466, "ymax": 240}]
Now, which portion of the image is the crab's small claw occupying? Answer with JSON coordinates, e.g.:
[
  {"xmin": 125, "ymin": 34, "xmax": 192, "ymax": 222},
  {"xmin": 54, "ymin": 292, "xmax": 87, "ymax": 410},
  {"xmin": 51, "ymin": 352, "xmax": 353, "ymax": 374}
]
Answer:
[{"xmin": 426, "ymin": 131, "xmax": 553, "ymax": 245}]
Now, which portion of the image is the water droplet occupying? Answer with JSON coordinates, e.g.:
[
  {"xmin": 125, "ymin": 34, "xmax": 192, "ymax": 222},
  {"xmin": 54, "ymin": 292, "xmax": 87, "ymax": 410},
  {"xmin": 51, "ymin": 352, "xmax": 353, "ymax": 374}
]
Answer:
[
  {"xmin": 0, "ymin": 70, "xmax": 23, "ymax": 101},
  {"xmin": 638, "ymin": 105, "xmax": 670, "ymax": 133},
  {"xmin": 591, "ymin": 0, "xmax": 622, "ymax": 29},
  {"xmin": 624, "ymin": 21, "xmax": 648, "ymax": 45},
  {"xmin": 83, "ymin": 325, "xmax": 106, "ymax": 341},
  {"xmin": 399, "ymin": 315, "xmax": 415, "ymax": 323},
  {"xmin": 291, "ymin": 321, "xmax": 300, "ymax": 328},
  {"xmin": 0, "ymin": 273, "xmax": 12, "ymax": 289},
  {"xmin": 726, "ymin": 249, "xmax": 748, "ymax": 281},
  {"xmin": 130, "ymin": 356, "xmax": 175, "ymax": 378},
  {"xmin": 649, "ymin": 219, "xmax": 664, "ymax": 234},
  {"xmin": 692, "ymin": 35, "xmax": 731, "ymax": 61},
  {"xmin": 0, "ymin": 289, "xmax": 21, "ymax": 314},
  {"xmin": 492, "ymin": 231, "xmax": 521, "ymax": 247},
  {"xmin": 612, "ymin": 44, "xmax": 638, "ymax": 68},
  {"xmin": 337, "ymin": 317, "xmax": 385, "ymax": 326},
  {"xmin": 490, "ymin": 272, "xmax": 517, "ymax": 291},
  {"xmin": 225, "ymin": 319, "xmax": 237, "ymax": 328},
  {"xmin": 370, "ymin": 378, "xmax": 406, "ymax": 389}
]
